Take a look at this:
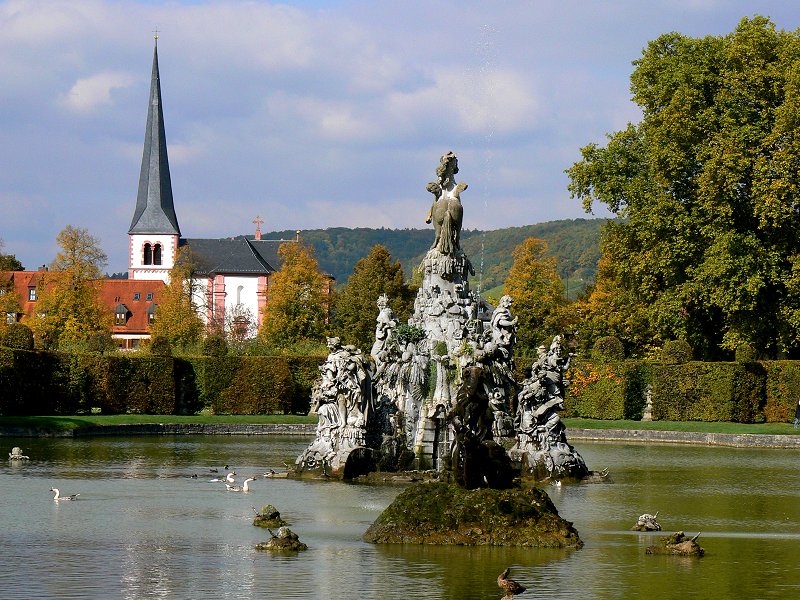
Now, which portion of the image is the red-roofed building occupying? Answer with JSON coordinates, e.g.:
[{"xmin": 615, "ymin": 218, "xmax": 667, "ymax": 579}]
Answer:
[{"xmin": 1, "ymin": 271, "xmax": 163, "ymax": 350}]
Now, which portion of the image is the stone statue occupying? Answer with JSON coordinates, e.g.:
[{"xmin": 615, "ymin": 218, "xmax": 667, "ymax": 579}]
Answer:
[
  {"xmin": 510, "ymin": 334, "xmax": 588, "ymax": 480},
  {"xmin": 295, "ymin": 153, "xmax": 593, "ymax": 485},
  {"xmin": 371, "ymin": 294, "xmax": 398, "ymax": 373},
  {"xmin": 296, "ymin": 336, "xmax": 374, "ymax": 475},
  {"xmin": 427, "ymin": 151, "xmax": 468, "ymax": 255}
]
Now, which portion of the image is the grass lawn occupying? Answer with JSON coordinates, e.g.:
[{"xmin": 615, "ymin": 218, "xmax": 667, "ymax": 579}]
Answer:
[
  {"xmin": 0, "ymin": 414, "xmax": 797, "ymax": 435},
  {"xmin": 0, "ymin": 414, "xmax": 317, "ymax": 432},
  {"xmin": 563, "ymin": 418, "xmax": 798, "ymax": 435}
]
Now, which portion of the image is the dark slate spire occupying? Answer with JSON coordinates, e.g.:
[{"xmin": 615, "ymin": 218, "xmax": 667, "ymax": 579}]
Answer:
[{"xmin": 128, "ymin": 41, "xmax": 181, "ymax": 235}]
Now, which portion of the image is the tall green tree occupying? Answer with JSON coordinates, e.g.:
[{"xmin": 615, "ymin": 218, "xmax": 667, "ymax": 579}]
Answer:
[
  {"xmin": 260, "ymin": 242, "xmax": 328, "ymax": 349},
  {"xmin": 567, "ymin": 16, "xmax": 800, "ymax": 359},
  {"xmin": 332, "ymin": 245, "xmax": 415, "ymax": 351},
  {"xmin": 0, "ymin": 238, "xmax": 24, "ymax": 271},
  {"xmin": 503, "ymin": 237, "xmax": 569, "ymax": 356},
  {"xmin": 32, "ymin": 225, "xmax": 110, "ymax": 348},
  {"xmin": 149, "ymin": 248, "xmax": 205, "ymax": 351}
]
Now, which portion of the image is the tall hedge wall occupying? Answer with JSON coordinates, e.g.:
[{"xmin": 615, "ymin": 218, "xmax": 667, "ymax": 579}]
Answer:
[
  {"xmin": 3, "ymin": 347, "xmax": 799, "ymax": 422},
  {"xmin": 564, "ymin": 360, "xmax": 650, "ymax": 420},
  {"xmin": 0, "ymin": 348, "xmax": 325, "ymax": 417}
]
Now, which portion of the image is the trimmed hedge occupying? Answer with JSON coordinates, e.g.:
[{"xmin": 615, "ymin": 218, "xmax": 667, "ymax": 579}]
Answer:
[
  {"xmin": 651, "ymin": 362, "xmax": 764, "ymax": 422},
  {"xmin": 3, "ymin": 346, "xmax": 799, "ymax": 424},
  {"xmin": 762, "ymin": 361, "xmax": 800, "ymax": 423},
  {"xmin": 565, "ymin": 360, "xmax": 650, "ymax": 420},
  {"xmin": 0, "ymin": 348, "xmax": 325, "ymax": 417}
]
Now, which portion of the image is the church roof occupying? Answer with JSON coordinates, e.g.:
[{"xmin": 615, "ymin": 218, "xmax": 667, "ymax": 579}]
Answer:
[
  {"xmin": 181, "ymin": 238, "xmax": 283, "ymax": 276},
  {"xmin": 128, "ymin": 42, "xmax": 181, "ymax": 236}
]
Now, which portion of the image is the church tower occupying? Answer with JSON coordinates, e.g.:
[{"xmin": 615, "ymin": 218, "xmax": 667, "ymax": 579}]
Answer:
[{"xmin": 128, "ymin": 39, "xmax": 181, "ymax": 281}]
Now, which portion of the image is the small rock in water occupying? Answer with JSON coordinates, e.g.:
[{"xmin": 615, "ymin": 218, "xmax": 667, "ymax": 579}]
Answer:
[
  {"xmin": 252, "ymin": 504, "xmax": 287, "ymax": 528},
  {"xmin": 646, "ymin": 531, "xmax": 704, "ymax": 557},
  {"xmin": 255, "ymin": 526, "xmax": 307, "ymax": 552},
  {"xmin": 631, "ymin": 511, "xmax": 661, "ymax": 531}
]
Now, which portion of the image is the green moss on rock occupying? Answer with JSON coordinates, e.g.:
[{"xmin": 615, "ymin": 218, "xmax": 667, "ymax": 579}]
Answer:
[{"xmin": 363, "ymin": 482, "xmax": 582, "ymax": 548}]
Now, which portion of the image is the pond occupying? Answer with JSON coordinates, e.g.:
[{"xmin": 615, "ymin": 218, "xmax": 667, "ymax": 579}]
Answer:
[{"xmin": 2, "ymin": 436, "xmax": 800, "ymax": 599}]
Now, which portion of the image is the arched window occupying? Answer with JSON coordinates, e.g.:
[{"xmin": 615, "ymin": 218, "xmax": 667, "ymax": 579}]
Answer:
[
  {"xmin": 143, "ymin": 243, "xmax": 152, "ymax": 265},
  {"xmin": 153, "ymin": 243, "xmax": 162, "ymax": 265},
  {"xmin": 236, "ymin": 285, "xmax": 244, "ymax": 305}
]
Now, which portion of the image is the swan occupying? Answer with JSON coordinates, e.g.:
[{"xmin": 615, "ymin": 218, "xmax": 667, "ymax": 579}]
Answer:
[
  {"xmin": 50, "ymin": 488, "xmax": 79, "ymax": 501},
  {"xmin": 226, "ymin": 477, "xmax": 256, "ymax": 492},
  {"xmin": 210, "ymin": 471, "xmax": 236, "ymax": 483}
]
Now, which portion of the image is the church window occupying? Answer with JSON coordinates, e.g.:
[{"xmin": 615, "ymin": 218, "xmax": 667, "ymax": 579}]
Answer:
[
  {"xmin": 236, "ymin": 285, "xmax": 244, "ymax": 305},
  {"xmin": 153, "ymin": 243, "xmax": 162, "ymax": 265},
  {"xmin": 143, "ymin": 243, "xmax": 153, "ymax": 265}
]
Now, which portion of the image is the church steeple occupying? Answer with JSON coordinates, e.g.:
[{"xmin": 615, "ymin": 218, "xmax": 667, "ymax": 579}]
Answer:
[{"xmin": 128, "ymin": 40, "xmax": 181, "ymax": 236}]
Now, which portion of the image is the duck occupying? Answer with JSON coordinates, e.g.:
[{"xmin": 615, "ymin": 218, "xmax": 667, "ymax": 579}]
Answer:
[
  {"xmin": 498, "ymin": 567, "xmax": 526, "ymax": 599},
  {"xmin": 226, "ymin": 477, "xmax": 256, "ymax": 492},
  {"xmin": 210, "ymin": 471, "xmax": 237, "ymax": 483},
  {"xmin": 209, "ymin": 464, "xmax": 230, "ymax": 474},
  {"xmin": 50, "ymin": 488, "xmax": 79, "ymax": 501}
]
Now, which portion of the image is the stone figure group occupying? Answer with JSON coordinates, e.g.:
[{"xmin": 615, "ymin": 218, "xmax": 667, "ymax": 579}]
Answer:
[{"xmin": 296, "ymin": 151, "xmax": 589, "ymax": 483}]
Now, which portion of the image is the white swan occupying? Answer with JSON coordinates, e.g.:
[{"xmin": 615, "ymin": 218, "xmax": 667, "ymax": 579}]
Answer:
[
  {"xmin": 226, "ymin": 477, "xmax": 256, "ymax": 492},
  {"xmin": 50, "ymin": 488, "xmax": 79, "ymax": 501},
  {"xmin": 210, "ymin": 471, "xmax": 237, "ymax": 483}
]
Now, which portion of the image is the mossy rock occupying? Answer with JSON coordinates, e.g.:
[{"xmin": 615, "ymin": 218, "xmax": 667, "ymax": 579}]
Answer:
[
  {"xmin": 645, "ymin": 531, "xmax": 704, "ymax": 557},
  {"xmin": 253, "ymin": 504, "xmax": 287, "ymax": 528},
  {"xmin": 255, "ymin": 527, "xmax": 307, "ymax": 552},
  {"xmin": 363, "ymin": 482, "xmax": 582, "ymax": 548}
]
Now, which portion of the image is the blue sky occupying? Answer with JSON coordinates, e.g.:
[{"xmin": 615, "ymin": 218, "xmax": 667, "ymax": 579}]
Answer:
[{"xmin": 1, "ymin": 1, "xmax": 799, "ymax": 273}]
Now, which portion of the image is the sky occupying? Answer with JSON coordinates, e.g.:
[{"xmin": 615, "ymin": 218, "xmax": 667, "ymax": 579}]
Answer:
[{"xmin": 2, "ymin": 1, "xmax": 799, "ymax": 274}]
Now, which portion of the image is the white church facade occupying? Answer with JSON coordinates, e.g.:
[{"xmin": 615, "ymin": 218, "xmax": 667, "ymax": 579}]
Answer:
[{"xmin": 127, "ymin": 41, "xmax": 300, "ymax": 339}]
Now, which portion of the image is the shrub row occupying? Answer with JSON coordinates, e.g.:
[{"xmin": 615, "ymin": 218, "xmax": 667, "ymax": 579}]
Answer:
[
  {"xmin": 564, "ymin": 359, "xmax": 798, "ymax": 423},
  {"xmin": 0, "ymin": 348, "xmax": 324, "ymax": 416}
]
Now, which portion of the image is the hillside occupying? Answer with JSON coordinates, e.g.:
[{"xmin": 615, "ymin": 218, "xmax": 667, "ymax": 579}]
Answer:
[{"xmin": 261, "ymin": 218, "xmax": 605, "ymax": 294}]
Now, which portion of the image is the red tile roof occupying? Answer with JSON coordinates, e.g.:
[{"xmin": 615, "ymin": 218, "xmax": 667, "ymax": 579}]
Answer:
[{"xmin": 2, "ymin": 271, "xmax": 164, "ymax": 336}]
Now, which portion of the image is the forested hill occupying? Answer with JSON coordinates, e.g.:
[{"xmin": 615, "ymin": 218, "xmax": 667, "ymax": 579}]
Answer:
[{"xmin": 260, "ymin": 218, "xmax": 605, "ymax": 290}]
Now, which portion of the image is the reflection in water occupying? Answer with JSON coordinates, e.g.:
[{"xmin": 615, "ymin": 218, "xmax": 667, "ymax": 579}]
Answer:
[{"xmin": 2, "ymin": 437, "xmax": 800, "ymax": 598}]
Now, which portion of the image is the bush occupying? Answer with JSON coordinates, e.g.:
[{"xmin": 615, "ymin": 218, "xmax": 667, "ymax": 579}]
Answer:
[
  {"xmin": 149, "ymin": 335, "xmax": 173, "ymax": 357},
  {"xmin": 735, "ymin": 343, "xmax": 758, "ymax": 363},
  {"xmin": 202, "ymin": 334, "xmax": 228, "ymax": 357},
  {"xmin": 660, "ymin": 339, "xmax": 693, "ymax": 364},
  {"xmin": 1, "ymin": 323, "xmax": 34, "ymax": 350},
  {"xmin": 592, "ymin": 336, "xmax": 624, "ymax": 362},
  {"xmin": 86, "ymin": 332, "xmax": 115, "ymax": 354}
]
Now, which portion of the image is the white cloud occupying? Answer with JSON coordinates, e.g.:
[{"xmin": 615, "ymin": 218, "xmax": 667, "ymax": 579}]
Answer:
[{"xmin": 59, "ymin": 71, "xmax": 135, "ymax": 113}]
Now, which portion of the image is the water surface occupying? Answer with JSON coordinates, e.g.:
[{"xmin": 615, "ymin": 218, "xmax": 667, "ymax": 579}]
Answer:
[{"xmin": 2, "ymin": 436, "xmax": 799, "ymax": 599}]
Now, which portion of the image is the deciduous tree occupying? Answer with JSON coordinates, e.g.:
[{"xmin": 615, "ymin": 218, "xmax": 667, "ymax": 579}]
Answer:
[
  {"xmin": 0, "ymin": 238, "xmax": 24, "ymax": 271},
  {"xmin": 567, "ymin": 16, "xmax": 800, "ymax": 358},
  {"xmin": 260, "ymin": 242, "xmax": 328, "ymax": 350},
  {"xmin": 31, "ymin": 226, "xmax": 110, "ymax": 348},
  {"xmin": 149, "ymin": 248, "xmax": 205, "ymax": 351},
  {"xmin": 332, "ymin": 245, "xmax": 415, "ymax": 351},
  {"xmin": 503, "ymin": 237, "xmax": 569, "ymax": 356}
]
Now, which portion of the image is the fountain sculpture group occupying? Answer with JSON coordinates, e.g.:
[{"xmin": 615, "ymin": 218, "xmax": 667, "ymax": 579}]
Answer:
[{"xmin": 296, "ymin": 152, "xmax": 588, "ymax": 484}]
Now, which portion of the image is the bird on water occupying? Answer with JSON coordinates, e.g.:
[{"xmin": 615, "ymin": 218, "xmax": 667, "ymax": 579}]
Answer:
[
  {"xmin": 226, "ymin": 477, "xmax": 257, "ymax": 492},
  {"xmin": 498, "ymin": 567, "xmax": 526, "ymax": 599},
  {"xmin": 50, "ymin": 488, "xmax": 80, "ymax": 501}
]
